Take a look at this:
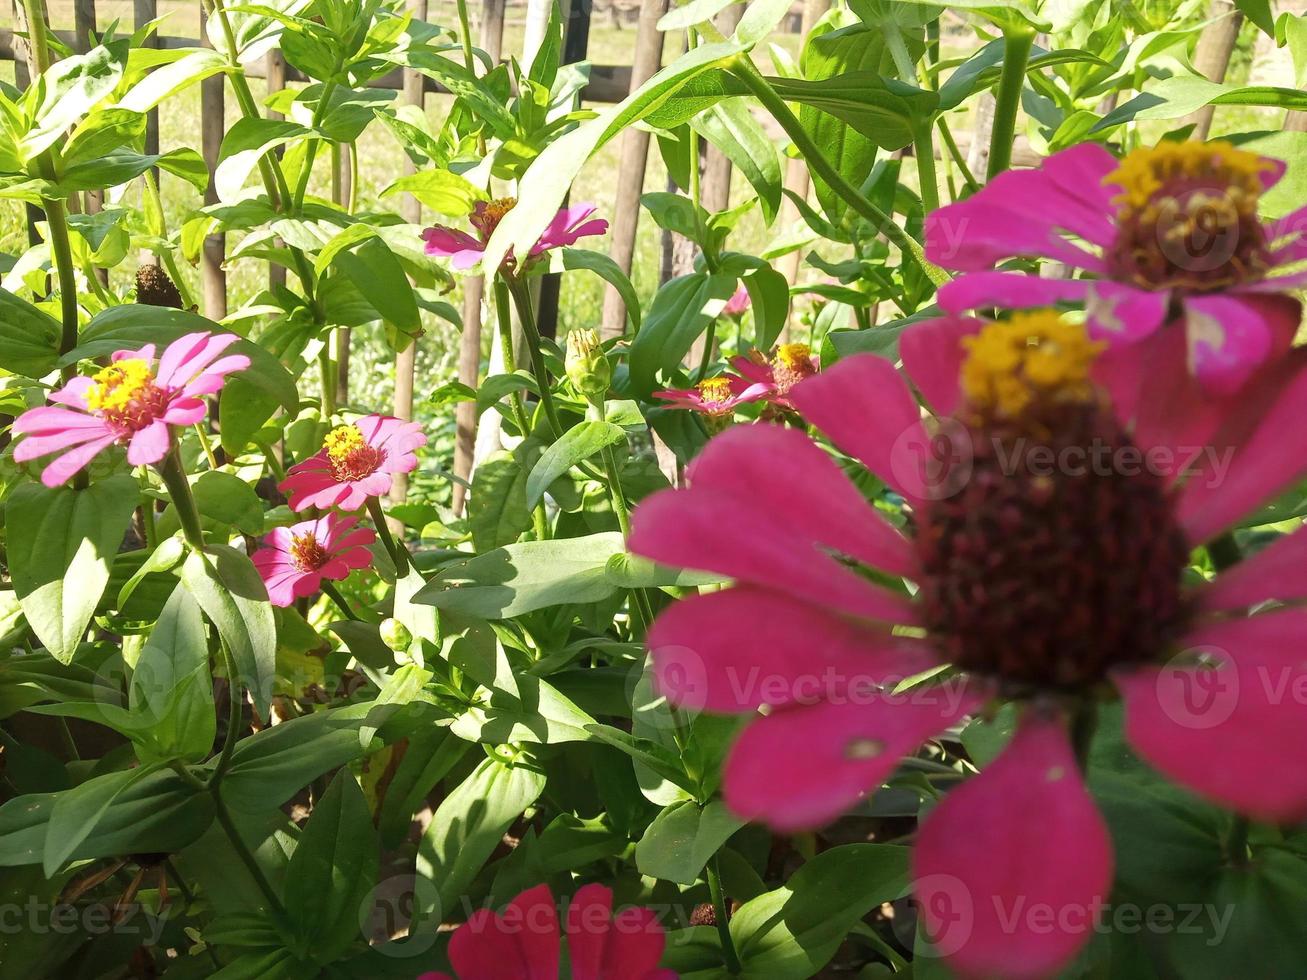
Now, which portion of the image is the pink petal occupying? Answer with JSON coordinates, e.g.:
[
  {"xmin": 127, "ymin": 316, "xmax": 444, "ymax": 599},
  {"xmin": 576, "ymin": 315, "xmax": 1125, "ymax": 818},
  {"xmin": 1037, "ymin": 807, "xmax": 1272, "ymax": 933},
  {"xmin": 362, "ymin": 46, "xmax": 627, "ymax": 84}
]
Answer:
[
  {"xmin": 899, "ymin": 315, "xmax": 983, "ymax": 416},
  {"xmin": 914, "ymin": 711, "xmax": 1112, "ymax": 980},
  {"xmin": 39, "ymin": 434, "xmax": 120, "ymax": 487},
  {"xmin": 686, "ymin": 424, "xmax": 917, "ymax": 577},
  {"xmin": 12, "ymin": 404, "xmax": 105, "ymax": 436},
  {"xmin": 161, "ymin": 398, "xmax": 208, "ymax": 426},
  {"xmin": 491, "ymin": 883, "xmax": 559, "ymax": 980},
  {"xmin": 1198, "ymin": 522, "xmax": 1307, "ymax": 613},
  {"xmin": 1085, "ymin": 282, "xmax": 1170, "ymax": 346},
  {"xmin": 568, "ymin": 884, "xmax": 666, "ymax": 980},
  {"xmin": 1181, "ymin": 293, "xmax": 1299, "ymax": 396},
  {"xmin": 114, "ymin": 343, "xmax": 155, "ymax": 365},
  {"xmin": 724, "ymin": 682, "xmax": 984, "ymax": 831},
  {"xmin": 47, "ymin": 376, "xmax": 95, "ymax": 409},
  {"xmin": 448, "ymin": 909, "xmax": 534, "ymax": 980},
  {"xmin": 628, "ymin": 489, "xmax": 917, "ymax": 625},
  {"xmin": 647, "ymin": 586, "xmax": 938, "ymax": 714},
  {"xmin": 788, "ymin": 355, "xmax": 931, "ymax": 508},
  {"xmin": 1119, "ymin": 610, "xmax": 1307, "ymax": 820},
  {"xmin": 154, "ymin": 333, "xmax": 209, "ymax": 387},
  {"xmin": 937, "ymin": 272, "xmax": 1092, "ymax": 316},
  {"xmin": 12, "ymin": 424, "xmax": 113, "ymax": 461},
  {"xmin": 1177, "ymin": 352, "xmax": 1307, "ymax": 543},
  {"xmin": 127, "ymin": 420, "xmax": 172, "ymax": 465}
]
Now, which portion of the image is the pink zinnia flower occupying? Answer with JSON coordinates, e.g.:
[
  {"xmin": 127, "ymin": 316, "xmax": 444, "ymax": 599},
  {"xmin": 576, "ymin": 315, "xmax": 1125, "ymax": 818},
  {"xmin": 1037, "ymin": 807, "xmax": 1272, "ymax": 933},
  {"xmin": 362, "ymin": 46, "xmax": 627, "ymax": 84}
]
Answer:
[
  {"xmin": 731, "ymin": 343, "xmax": 820, "ymax": 409},
  {"xmin": 925, "ymin": 141, "xmax": 1307, "ymax": 394},
  {"xmin": 11, "ymin": 332, "xmax": 248, "ymax": 487},
  {"xmin": 279, "ymin": 415, "xmax": 425, "ymax": 512},
  {"xmin": 631, "ymin": 307, "xmax": 1307, "ymax": 979},
  {"xmin": 251, "ymin": 513, "xmax": 375, "ymax": 607},
  {"xmin": 654, "ymin": 374, "xmax": 770, "ymax": 430},
  {"xmin": 418, "ymin": 883, "xmax": 675, "ymax": 980},
  {"xmin": 722, "ymin": 283, "xmax": 751, "ymax": 317},
  {"xmin": 422, "ymin": 197, "xmax": 608, "ymax": 271}
]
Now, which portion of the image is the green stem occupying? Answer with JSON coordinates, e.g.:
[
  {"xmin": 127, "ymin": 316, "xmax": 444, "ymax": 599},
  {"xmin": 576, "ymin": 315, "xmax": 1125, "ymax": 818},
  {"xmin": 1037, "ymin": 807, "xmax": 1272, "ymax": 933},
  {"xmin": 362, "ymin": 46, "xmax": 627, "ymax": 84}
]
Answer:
[
  {"xmin": 455, "ymin": 0, "xmax": 476, "ymax": 70},
  {"xmin": 194, "ymin": 424, "xmax": 220, "ymax": 471},
  {"xmin": 695, "ymin": 320, "xmax": 717, "ymax": 384},
  {"xmin": 706, "ymin": 854, "xmax": 741, "ymax": 974},
  {"xmin": 318, "ymin": 346, "xmax": 337, "ymax": 418},
  {"xmin": 209, "ymin": 641, "xmax": 243, "ymax": 785},
  {"xmin": 912, "ymin": 126, "xmax": 940, "ymax": 214},
  {"xmin": 156, "ymin": 447, "xmax": 205, "ymax": 550},
  {"xmin": 492, "ymin": 279, "xmax": 535, "ymax": 438},
  {"xmin": 321, "ymin": 580, "xmax": 360, "ymax": 621},
  {"xmin": 347, "ymin": 141, "xmax": 360, "ymax": 215},
  {"xmin": 505, "ymin": 276, "xmax": 563, "ymax": 439},
  {"xmin": 729, "ymin": 60, "xmax": 947, "ymax": 286},
  {"xmin": 210, "ymin": 784, "xmax": 291, "ymax": 925},
  {"xmin": 987, "ymin": 27, "xmax": 1036, "ymax": 179},
  {"xmin": 366, "ymin": 496, "xmax": 410, "ymax": 577},
  {"xmin": 1069, "ymin": 699, "xmax": 1098, "ymax": 774},
  {"xmin": 937, "ymin": 117, "xmax": 980, "ymax": 194}
]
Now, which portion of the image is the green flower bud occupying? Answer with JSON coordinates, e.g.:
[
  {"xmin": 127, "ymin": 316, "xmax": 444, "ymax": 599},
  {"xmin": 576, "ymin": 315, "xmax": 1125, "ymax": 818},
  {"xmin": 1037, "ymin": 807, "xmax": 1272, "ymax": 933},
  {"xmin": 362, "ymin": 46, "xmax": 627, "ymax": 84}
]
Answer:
[
  {"xmin": 379, "ymin": 617, "xmax": 413, "ymax": 654},
  {"xmin": 565, "ymin": 328, "xmax": 612, "ymax": 404}
]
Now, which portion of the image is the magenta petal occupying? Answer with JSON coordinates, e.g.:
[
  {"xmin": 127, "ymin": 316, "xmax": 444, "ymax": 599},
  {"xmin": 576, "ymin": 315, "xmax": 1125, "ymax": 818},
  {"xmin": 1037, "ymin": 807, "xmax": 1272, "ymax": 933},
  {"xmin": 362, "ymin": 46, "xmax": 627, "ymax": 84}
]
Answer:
[
  {"xmin": 647, "ymin": 586, "xmax": 937, "ymax": 713},
  {"xmin": 724, "ymin": 683, "xmax": 984, "ymax": 831},
  {"xmin": 1177, "ymin": 354, "xmax": 1307, "ymax": 543},
  {"xmin": 1181, "ymin": 293, "xmax": 1298, "ymax": 395},
  {"xmin": 48, "ymin": 376, "xmax": 95, "ymax": 409},
  {"xmin": 924, "ymin": 193, "xmax": 1105, "ymax": 273},
  {"xmin": 598, "ymin": 907, "xmax": 665, "ymax": 979},
  {"xmin": 629, "ymin": 489, "xmax": 916, "ymax": 624},
  {"xmin": 448, "ymin": 909, "xmax": 533, "ymax": 980},
  {"xmin": 12, "ymin": 424, "xmax": 112, "ymax": 461},
  {"xmin": 1120, "ymin": 610, "xmax": 1307, "ymax": 820},
  {"xmin": 938, "ymin": 272, "xmax": 1091, "ymax": 315},
  {"xmin": 789, "ymin": 355, "xmax": 931, "ymax": 507},
  {"xmin": 900, "ymin": 315, "xmax": 983, "ymax": 416},
  {"xmin": 495, "ymin": 884, "xmax": 560, "ymax": 980},
  {"xmin": 39, "ymin": 435, "xmax": 120, "ymax": 487},
  {"xmin": 686, "ymin": 424, "xmax": 917, "ymax": 577},
  {"xmin": 1085, "ymin": 282, "xmax": 1170, "ymax": 346},
  {"xmin": 127, "ymin": 420, "xmax": 172, "ymax": 465},
  {"xmin": 1199, "ymin": 522, "xmax": 1307, "ymax": 612},
  {"xmin": 914, "ymin": 712, "xmax": 1112, "ymax": 980}
]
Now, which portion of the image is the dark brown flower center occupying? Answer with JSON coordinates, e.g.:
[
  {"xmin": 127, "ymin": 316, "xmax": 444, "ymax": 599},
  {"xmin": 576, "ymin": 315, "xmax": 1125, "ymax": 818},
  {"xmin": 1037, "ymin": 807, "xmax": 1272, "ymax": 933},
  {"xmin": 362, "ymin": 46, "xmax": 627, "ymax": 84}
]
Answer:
[{"xmin": 289, "ymin": 531, "xmax": 330, "ymax": 572}]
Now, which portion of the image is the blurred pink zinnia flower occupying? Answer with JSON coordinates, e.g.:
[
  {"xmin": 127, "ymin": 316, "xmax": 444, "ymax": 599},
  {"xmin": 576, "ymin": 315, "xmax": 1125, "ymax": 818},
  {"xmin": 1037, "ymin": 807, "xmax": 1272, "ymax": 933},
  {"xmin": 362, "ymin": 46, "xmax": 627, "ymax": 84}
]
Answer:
[
  {"xmin": 422, "ymin": 197, "xmax": 607, "ymax": 271},
  {"xmin": 731, "ymin": 343, "xmax": 819, "ymax": 409},
  {"xmin": 11, "ymin": 332, "xmax": 248, "ymax": 487},
  {"xmin": 279, "ymin": 415, "xmax": 425, "ymax": 512},
  {"xmin": 722, "ymin": 283, "xmax": 751, "ymax": 317},
  {"xmin": 631, "ymin": 305, "xmax": 1307, "ymax": 979},
  {"xmin": 654, "ymin": 374, "xmax": 770, "ymax": 423},
  {"xmin": 418, "ymin": 883, "xmax": 675, "ymax": 980},
  {"xmin": 252, "ymin": 513, "xmax": 375, "ymax": 607},
  {"xmin": 926, "ymin": 141, "xmax": 1307, "ymax": 394}
]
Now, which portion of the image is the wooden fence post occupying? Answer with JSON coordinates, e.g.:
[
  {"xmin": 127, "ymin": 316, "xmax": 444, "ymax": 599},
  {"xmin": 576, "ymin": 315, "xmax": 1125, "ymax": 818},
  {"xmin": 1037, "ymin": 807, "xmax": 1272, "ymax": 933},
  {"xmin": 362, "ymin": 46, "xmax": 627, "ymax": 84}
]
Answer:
[
  {"xmin": 134, "ymin": 0, "xmax": 159, "ymax": 159},
  {"xmin": 600, "ymin": 0, "xmax": 668, "ymax": 338},
  {"xmin": 266, "ymin": 50, "xmax": 288, "ymax": 290},
  {"xmin": 1181, "ymin": 0, "xmax": 1244, "ymax": 140},
  {"xmin": 199, "ymin": 0, "xmax": 226, "ymax": 321}
]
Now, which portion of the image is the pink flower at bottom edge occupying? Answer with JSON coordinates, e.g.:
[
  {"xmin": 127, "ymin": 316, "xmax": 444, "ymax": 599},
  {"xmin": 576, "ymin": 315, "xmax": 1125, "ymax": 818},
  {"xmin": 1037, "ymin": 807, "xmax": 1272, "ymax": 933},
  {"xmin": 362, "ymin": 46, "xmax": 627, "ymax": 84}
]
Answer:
[
  {"xmin": 631, "ymin": 304, "xmax": 1307, "ymax": 979},
  {"xmin": 11, "ymin": 332, "xmax": 248, "ymax": 487},
  {"xmin": 251, "ymin": 513, "xmax": 375, "ymax": 607},
  {"xmin": 418, "ymin": 883, "xmax": 675, "ymax": 980},
  {"xmin": 279, "ymin": 414, "xmax": 426, "ymax": 512}
]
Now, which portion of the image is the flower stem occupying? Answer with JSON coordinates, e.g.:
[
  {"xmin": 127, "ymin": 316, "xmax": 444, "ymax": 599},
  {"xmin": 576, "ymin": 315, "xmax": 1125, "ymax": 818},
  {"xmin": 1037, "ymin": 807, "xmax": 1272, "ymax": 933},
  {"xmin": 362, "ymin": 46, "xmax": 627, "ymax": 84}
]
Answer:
[
  {"xmin": 729, "ymin": 59, "xmax": 948, "ymax": 287},
  {"xmin": 209, "ymin": 640, "xmax": 244, "ymax": 785},
  {"xmin": 987, "ymin": 27, "xmax": 1036, "ymax": 179},
  {"xmin": 366, "ymin": 495, "xmax": 411, "ymax": 577},
  {"xmin": 937, "ymin": 117, "xmax": 980, "ymax": 194},
  {"xmin": 157, "ymin": 447, "xmax": 206, "ymax": 551},
  {"xmin": 492, "ymin": 279, "xmax": 534, "ymax": 438},
  {"xmin": 1069, "ymin": 699, "xmax": 1098, "ymax": 774},
  {"xmin": 706, "ymin": 853, "xmax": 741, "ymax": 974},
  {"xmin": 321, "ymin": 580, "xmax": 360, "ymax": 621},
  {"xmin": 505, "ymin": 276, "xmax": 564, "ymax": 439},
  {"xmin": 209, "ymin": 782, "xmax": 291, "ymax": 926},
  {"xmin": 318, "ymin": 346, "xmax": 337, "ymax": 419}
]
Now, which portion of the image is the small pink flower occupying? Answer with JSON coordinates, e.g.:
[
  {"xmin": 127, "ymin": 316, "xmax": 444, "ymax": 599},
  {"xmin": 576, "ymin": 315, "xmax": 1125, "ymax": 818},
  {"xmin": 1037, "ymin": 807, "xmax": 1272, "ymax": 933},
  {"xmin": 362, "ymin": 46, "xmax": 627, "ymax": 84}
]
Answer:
[
  {"xmin": 422, "ymin": 198, "xmax": 607, "ymax": 271},
  {"xmin": 251, "ymin": 513, "xmax": 375, "ymax": 607},
  {"xmin": 632, "ymin": 306, "xmax": 1307, "ymax": 979},
  {"xmin": 731, "ymin": 343, "xmax": 820, "ymax": 409},
  {"xmin": 925, "ymin": 141, "xmax": 1307, "ymax": 394},
  {"xmin": 723, "ymin": 283, "xmax": 751, "ymax": 317},
  {"xmin": 279, "ymin": 415, "xmax": 425, "ymax": 512},
  {"xmin": 418, "ymin": 883, "xmax": 675, "ymax": 980},
  {"xmin": 12, "ymin": 332, "xmax": 248, "ymax": 487},
  {"xmin": 654, "ymin": 374, "xmax": 770, "ymax": 427}
]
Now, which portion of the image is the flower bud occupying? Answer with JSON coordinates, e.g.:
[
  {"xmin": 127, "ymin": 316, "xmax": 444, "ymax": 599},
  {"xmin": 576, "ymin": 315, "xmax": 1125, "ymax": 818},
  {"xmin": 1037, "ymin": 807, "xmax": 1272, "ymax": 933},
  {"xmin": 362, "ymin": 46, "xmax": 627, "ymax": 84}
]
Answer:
[
  {"xmin": 379, "ymin": 617, "xmax": 413, "ymax": 655},
  {"xmin": 566, "ymin": 328, "xmax": 611, "ymax": 404}
]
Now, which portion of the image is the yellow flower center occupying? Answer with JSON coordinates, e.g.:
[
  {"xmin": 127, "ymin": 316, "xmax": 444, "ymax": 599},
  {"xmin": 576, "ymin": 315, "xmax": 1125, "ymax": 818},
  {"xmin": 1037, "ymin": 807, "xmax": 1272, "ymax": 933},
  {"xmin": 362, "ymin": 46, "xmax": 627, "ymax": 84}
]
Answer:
[
  {"xmin": 470, "ymin": 197, "xmax": 518, "ymax": 240},
  {"xmin": 1105, "ymin": 141, "xmax": 1273, "ymax": 291},
  {"xmin": 322, "ymin": 424, "xmax": 384, "ymax": 482},
  {"xmin": 324, "ymin": 425, "xmax": 365, "ymax": 464},
  {"xmin": 775, "ymin": 343, "xmax": 811, "ymax": 373},
  {"xmin": 961, "ymin": 311, "xmax": 1105, "ymax": 419},
  {"xmin": 86, "ymin": 359, "xmax": 155, "ymax": 414},
  {"xmin": 698, "ymin": 377, "xmax": 735, "ymax": 408},
  {"xmin": 289, "ymin": 531, "xmax": 329, "ymax": 572}
]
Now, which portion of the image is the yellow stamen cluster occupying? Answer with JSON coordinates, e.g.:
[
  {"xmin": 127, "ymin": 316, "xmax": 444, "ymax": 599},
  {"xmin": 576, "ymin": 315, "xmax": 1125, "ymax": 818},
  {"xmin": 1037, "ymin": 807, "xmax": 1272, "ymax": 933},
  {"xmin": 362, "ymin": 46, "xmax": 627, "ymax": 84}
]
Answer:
[
  {"xmin": 323, "ymin": 425, "xmax": 366, "ymax": 465},
  {"xmin": 697, "ymin": 377, "xmax": 735, "ymax": 407},
  {"xmin": 961, "ymin": 311, "xmax": 1105, "ymax": 419},
  {"xmin": 471, "ymin": 197, "xmax": 518, "ymax": 239},
  {"xmin": 1107, "ymin": 140, "xmax": 1269, "ymax": 219},
  {"xmin": 289, "ymin": 531, "xmax": 328, "ymax": 572},
  {"xmin": 775, "ymin": 343, "xmax": 812, "ymax": 373},
  {"xmin": 86, "ymin": 359, "xmax": 155, "ymax": 414}
]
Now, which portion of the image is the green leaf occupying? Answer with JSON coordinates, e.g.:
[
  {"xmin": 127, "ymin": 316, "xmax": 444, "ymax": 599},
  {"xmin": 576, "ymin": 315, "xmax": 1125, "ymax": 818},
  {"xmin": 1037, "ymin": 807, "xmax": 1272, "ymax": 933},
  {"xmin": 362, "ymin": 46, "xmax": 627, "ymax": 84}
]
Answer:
[
  {"xmin": 768, "ymin": 72, "xmax": 938, "ymax": 151},
  {"xmin": 116, "ymin": 47, "xmax": 229, "ymax": 113},
  {"xmin": 284, "ymin": 772, "xmax": 378, "ymax": 963},
  {"xmin": 1093, "ymin": 75, "xmax": 1307, "ymax": 132},
  {"xmin": 659, "ymin": 0, "xmax": 739, "ymax": 31},
  {"xmin": 215, "ymin": 117, "xmax": 312, "ymax": 202},
  {"xmin": 23, "ymin": 43, "xmax": 127, "ymax": 159},
  {"xmin": 731, "ymin": 843, "xmax": 911, "ymax": 978},
  {"xmin": 0, "ymin": 288, "xmax": 61, "ymax": 376},
  {"xmin": 6, "ymin": 475, "xmax": 141, "ymax": 663},
  {"xmin": 467, "ymin": 451, "xmax": 532, "ymax": 552},
  {"xmin": 691, "ymin": 99, "xmax": 782, "ymax": 223},
  {"xmin": 129, "ymin": 584, "xmax": 215, "ymax": 764},
  {"xmin": 735, "ymin": 0, "xmax": 795, "ymax": 46},
  {"xmin": 416, "ymin": 755, "xmax": 546, "ymax": 919},
  {"xmin": 603, "ymin": 552, "xmax": 726, "ymax": 589},
  {"xmin": 636, "ymin": 800, "xmax": 743, "ymax": 885},
  {"xmin": 330, "ymin": 235, "xmax": 421, "ymax": 339},
  {"xmin": 43, "ymin": 765, "xmax": 160, "ymax": 876},
  {"xmin": 560, "ymin": 249, "xmax": 642, "ymax": 332},
  {"xmin": 180, "ymin": 546, "xmax": 276, "ymax": 720},
  {"xmin": 189, "ymin": 471, "xmax": 266, "ymax": 535},
  {"xmin": 525, "ymin": 422, "xmax": 627, "ymax": 507},
  {"xmin": 381, "ymin": 168, "xmax": 482, "ymax": 216},
  {"xmin": 1235, "ymin": 0, "xmax": 1275, "ymax": 37},
  {"xmin": 414, "ymin": 532, "xmax": 626, "ymax": 619},
  {"xmin": 629, "ymin": 272, "xmax": 738, "ymax": 397}
]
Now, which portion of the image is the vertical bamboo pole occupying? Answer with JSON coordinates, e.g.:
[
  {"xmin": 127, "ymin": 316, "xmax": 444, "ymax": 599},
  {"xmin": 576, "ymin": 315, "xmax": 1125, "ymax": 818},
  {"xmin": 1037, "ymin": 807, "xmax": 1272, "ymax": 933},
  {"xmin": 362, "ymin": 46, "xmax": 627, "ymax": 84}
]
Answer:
[
  {"xmin": 391, "ymin": 0, "xmax": 428, "ymax": 514},
  {"xmin": 135, "ymin": 0, "xmax": 159, "ymax": 162},
  {"xmin": 334, "ymin": 145, "xmax": 352, "ymax": 406},
  {"xmin": 200, "ymin": 1, "xmax": 227, "ymax": 321},
  {"xmin": 12, "ymin": 0, "xmax": 42, "ymax": 249},
  {"xmin": 698, "ymin": 4, "xmax": 743, "ymax": 214},
  {"xmin": 1181, "ymin": 0, "xmax": 1244, "ymax": 140},
  {"xmin": 266, "ymin": 50, "xmax": 288, "ymax": 290},
  {"xmin": 600, "ymin": 0, "xmax": 668, "ymax": 338}
]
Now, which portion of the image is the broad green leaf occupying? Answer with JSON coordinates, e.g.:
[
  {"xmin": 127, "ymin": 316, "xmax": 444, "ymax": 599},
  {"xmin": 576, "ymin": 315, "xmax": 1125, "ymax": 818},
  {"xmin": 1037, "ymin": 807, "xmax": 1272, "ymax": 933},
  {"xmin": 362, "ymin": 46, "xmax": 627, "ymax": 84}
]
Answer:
[
  {"xmin": 6, "ymin": 475, "xmax": 141, "ymax": 663},
  {"xmin": 691, "ymin": 99, "xmax": 782, "ymax": 223},
  {"xmin": 560, "ymin": 249, "xmax": 642, "ymax": 332},
  {"xmin": 129, "ymin": 585, "xmax": 215, "ymax": 764},
  {"xmin": 23, "ymin": 43, "xmax": 127, "ymax": 159},
  {"xmin": 43, "ymin": 765, "xmax": 160, "ymax": 876},
  {"xmin": 636, "ymin": 800, "xmax": 743, "ymax": 885},
  {"xmin": 382, "ymin": 168, "xmax": 482, "ymax": 216},
  {"xmin": 525, "ymin": 422, "xmax": 627, "ymax": 507},
  {"xmin": 659, "ymin": 0, "xmax": 740, "ymax": 31},
  {"xmin": 284, "ymin": 772, "xmax": 378, "ymax": 963},
  {"xmin": 768, "ymin": 72, "xmax": 938, "ymax": 151},
  {"xmin": 215, "ymin": 117, "xmax": 312, "ymax": 202},
  {"xmin": 188, "ymin": 471, "xmax": 266, "ymax": 535},
  {"xmin": 736, "ymin": 0, "xmax": 796, "ymax": 46},
  {"xmin": 1094, "ymin": 75, "xmax": 1307, "ymax": 132},
  {"xmin": 0, "ymin": 288, "xmax": 61, "ymax": 376},
  {"xmin": 467, "ymin": 451, "xmax": 532, "ymax": 552},
  {"xmin": 416, "ymin": 755, "xmax": 546, "ymax": 919},
  {"xmin": 629, "ymin": 272, "xmax": 738, "ymax": 396},
  {"xmin": 414, "ymin": 532, "xmax": 626, "ymax": 619},
  {"xmin": 330, "ymin": 236, "xmax": 422, "ymax": 339},
  {"xmin": 1235, "ymin": 0, "xmax": 1274, "ymax": 37},
  {"xmin": 180, "ymin": 546, "xmax": 276, "ymax": 719},
  {"xmin": 116, "ymin": 47, "xmax": 229, "ymax": 113}
]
